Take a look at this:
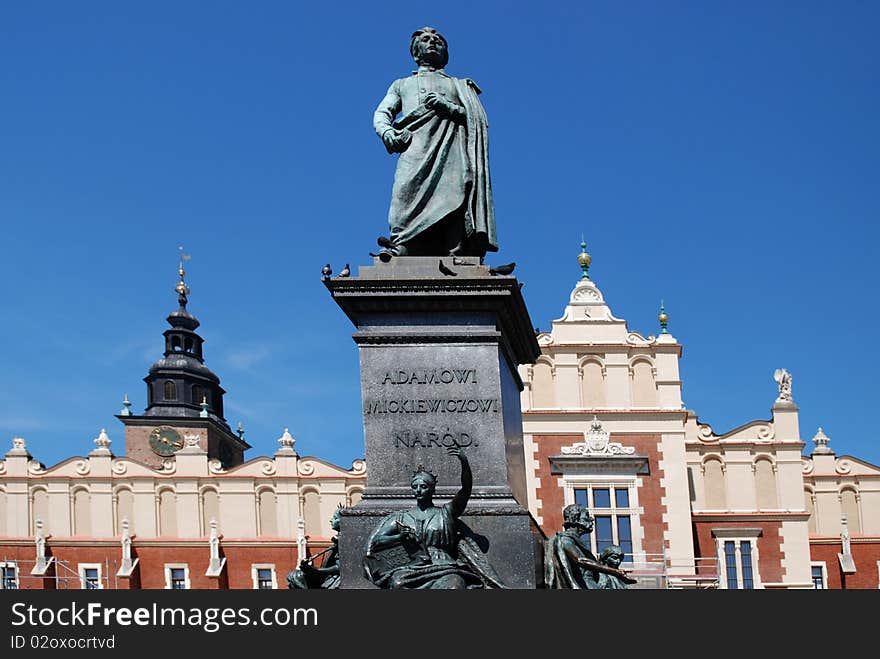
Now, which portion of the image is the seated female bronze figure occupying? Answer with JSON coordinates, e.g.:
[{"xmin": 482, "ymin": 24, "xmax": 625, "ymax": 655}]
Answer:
[{"xmin": 363, "ymin": 446, "xmax": 505, "ymax": 589}]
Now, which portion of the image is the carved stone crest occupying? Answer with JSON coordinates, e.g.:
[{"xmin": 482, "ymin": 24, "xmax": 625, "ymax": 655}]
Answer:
[{"xmin": 561, "ymin": 416, "xmax": 635, "ymax": 456}]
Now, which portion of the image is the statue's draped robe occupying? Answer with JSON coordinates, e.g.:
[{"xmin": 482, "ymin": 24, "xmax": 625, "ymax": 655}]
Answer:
[
  {"xmin": 364, "ymin": 504, "xmax": 506, "ymax": 589},
  {"xmin": 374, "ymin": 69, "xmax": 497, "ymax": 253}
]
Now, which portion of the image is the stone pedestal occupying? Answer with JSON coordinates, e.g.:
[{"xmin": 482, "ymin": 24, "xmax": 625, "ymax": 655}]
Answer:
[{"xmin": 325, "ymin": 256, "xmax": 544, "ymax": 588}]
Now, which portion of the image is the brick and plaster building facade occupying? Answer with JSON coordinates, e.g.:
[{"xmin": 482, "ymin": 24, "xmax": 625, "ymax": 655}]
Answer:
[
  {"xmin": 517, "ymin": 244, "xmax": 880, "ymax": 588},
  {"xmin": 0, "ymin": 262, "xmax": 364, "ymax": 590}
]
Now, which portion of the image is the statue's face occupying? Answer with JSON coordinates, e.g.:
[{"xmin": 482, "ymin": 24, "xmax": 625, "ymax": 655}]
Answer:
[
  {"xmin": 413, "ymin": 31, "xmax": 447, "ymax": 67},
  {"xmin": 411, "ymin": 475, "xmax": 435, "ymax": 502},
  {"xmin": 604, "ymin": 551, "xmax": 623, "ymax": 568},
  {"xmin": 330, "ymin": 510, "xmax": 341, "ymax": 531},
  {"xmin": 579, "ymin": 510, "xmax": 595, "ymax": 533}
]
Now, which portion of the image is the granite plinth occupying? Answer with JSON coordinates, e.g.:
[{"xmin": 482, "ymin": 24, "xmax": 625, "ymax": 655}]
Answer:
[{"xmin": 325, "ymin": 256, "xmax": 544, "ymax": 588}]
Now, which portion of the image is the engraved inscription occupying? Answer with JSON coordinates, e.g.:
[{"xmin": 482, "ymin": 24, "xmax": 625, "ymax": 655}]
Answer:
[
  {"xmin": 365, "ymin": 398, "xmax": 498, "ymax": 414},
  {"xmin": 393, "ymin": 430, "xmax": 477, "ymax": 448},
  {"xmin": 381, "ymin": 368, "xmax": 477, "ymax": 385},
  {"xmin": 370, "ymin": 366, "xmax": 491, "ymax": 451}
]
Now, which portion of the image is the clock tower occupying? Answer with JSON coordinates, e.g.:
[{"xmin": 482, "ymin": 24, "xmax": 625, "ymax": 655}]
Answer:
[{"xmin": 118, "ymin": 253, "xmax": 250, "ymax": 469}]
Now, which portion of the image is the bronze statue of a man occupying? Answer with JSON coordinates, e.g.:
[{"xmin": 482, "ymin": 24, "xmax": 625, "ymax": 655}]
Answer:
[
  {"xmin": 544, "ymin": 504, "xmax": 603, "ymax": 589},
  {"xmin": 545, "ymin": 504, "xmax": 636, "ymax": 589},
  {"xmin": 373, "ymin": 27, "xmax": 497, "ymax": 260}
]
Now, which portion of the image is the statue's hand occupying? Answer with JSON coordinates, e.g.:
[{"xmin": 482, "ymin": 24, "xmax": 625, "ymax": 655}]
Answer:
[
  {"xmin": 423, "ymin": 92, "xmax": 456, "ymax": 118},
  {"xmin": 446, "ymin": 445, "xmax": 463, "ymax": 459},
  {"xmin": 382, "ymin": 128, "xmax": 412, "ymax": 153}
]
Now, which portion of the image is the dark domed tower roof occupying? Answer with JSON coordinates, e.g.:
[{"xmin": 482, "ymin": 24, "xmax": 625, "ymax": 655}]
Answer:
[{"xmin": 141, "ymin": 256, "xmax": 229, "ymax": 429}]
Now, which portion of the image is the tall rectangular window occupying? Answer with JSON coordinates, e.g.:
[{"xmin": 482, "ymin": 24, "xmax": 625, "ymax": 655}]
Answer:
[
  {"xmin": 724, "ymin": 541, "xmax": 738, "ymax": 589},
  {"xmin": 1, "ymin": 563, "xmax": 18, "ymax": 590},
  {"xmin": 78, "ymin": 564, "xmax": 102, "ymax": 590},
  {"xmin": 571, "ymin": 484, "xmax": 636, "ymax": 559},
  {"xmin": 170, "ymin": 569, "xmax": 186, "ymax": 589},
  {"xmin": 740, "ymin": 541, "xmax": 754, "ymax": 589},
  {"xmin": 812, "ymin": 565, "xmax": 825, "ymax": 589},
  {"xmin": 253, "ymin": 566, "xmax": 276, "ymax": 590},
  {"xmin": 165, "ymin": 565, "xmax": 190, "ymax": 590},
  {"xmin": 717, "ymin": 537, "xmax": 759, "ymax": 590}
]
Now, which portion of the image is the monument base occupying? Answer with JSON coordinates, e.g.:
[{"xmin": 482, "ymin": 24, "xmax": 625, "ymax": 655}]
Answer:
[
  {"xmin": 326, "ymin": 256, "xmax": 544, "ymax": 588},
  {"xmin": 339, "ymin": 496, "xmax": 545, "ymax": 589}
]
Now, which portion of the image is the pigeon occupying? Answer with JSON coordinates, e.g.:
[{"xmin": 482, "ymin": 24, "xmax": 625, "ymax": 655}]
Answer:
[
  {"xmin": 489, "ymin": 262, "xmax": 516, "ymax": 276},
  {"xmin": 438, "ymin": 260, "xmax": 457, "ymax": 276},
  {"xmin": 337, "ymin": 263, "xmax": 351, "ymax": 278},
  {"xmin": 321, "ymin": 263, "xmax": 332, "ymax": 281}
]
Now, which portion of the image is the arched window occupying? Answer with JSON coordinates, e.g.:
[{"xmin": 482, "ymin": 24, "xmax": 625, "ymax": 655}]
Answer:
[
  {"xmin": 202, "ymin": 489, "xmax": 220, "ymax": 535},
  {"xmin": 171, "ymin": 336, "xmax": 181, "ymax": 351},
  {"xmin": 73, "ymin": 489, "xmax": 91, "ymax": 536},
  {"xmin": 115, "ymin": 488, "xmax": 134, "ymax": 535},
  {"xmin": 258, "ymin": 489, "xmax": 278, "ymax": 536},
  {"xmin": 348, "ymin": 489, "xmax": 364, "ymax": 506},
  {"xmin": 164, "ymin": 381, "xmax": 177, "ymax": 401},
  {"xmin": 805, "ymin": 489, "xmax": 817, "ymax": 533},
  {"xmin": 755, "ymin": 459, "xmax": 777, "ymax": 510},
  {"xmin": 158, "ymin": 489, "xmax": 177, "ymax": 536},
  {"xmin": 184, "ymin": 337, "xmax": 194, "ymax": 352},
  {"xmin": 579, "ymin": 360, "xmax": 605, "ymax": 409},
  {"xmin": 531, "ymin": 360, "xmax": 555, "ymax": 408},
  {"xmin": 302, "ymin": 490, "xmax": 321, "ymax": 536},
  {"xmin": 841, "ymin": 489, "xmax": 861, "ymax": 533},
  {"xmin": 31, "ymin": 488, "xmax": 49, "ymax": 535},
  {"xmin": 192, "ymin": 385, "xmax": 205, "ymax": 406},
  {"xmin": 703, "ymin": 458, "xmax": 726, "ymax": 509},
  {"xmin": 631, "ymin": 360, "xmax": 657, "ymax": 407}
]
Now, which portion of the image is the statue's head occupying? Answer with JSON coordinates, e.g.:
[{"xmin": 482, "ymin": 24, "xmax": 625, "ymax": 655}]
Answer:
[
  {"xmin": 410, "ymin": 27, "xmax": 449, "ymax": 68},
  {"xmin": 599, "ymin": 544, "xmax": 624, "ymax": 568},
  {"xmin": 410, "ymin": 465, "xmax": 437, "ymax": 501},
  {"xmin": 329, "ymin": 504, "xmax": 343, "ymax": 532},
  {"xmin": 562, "ymin": 504, "xmax": 594, "ymax": 534}
]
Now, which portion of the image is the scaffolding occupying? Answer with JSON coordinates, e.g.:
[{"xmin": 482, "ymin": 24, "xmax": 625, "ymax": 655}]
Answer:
[
  {"xmin": 0, "ymin": 557, "xmax": 119, "ymax": 590},
  {"xmin": 623, "ymin": 551, "xmax": 720, "ymax": 589}
]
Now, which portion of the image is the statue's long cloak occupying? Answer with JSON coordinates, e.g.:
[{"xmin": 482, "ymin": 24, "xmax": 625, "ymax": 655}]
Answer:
[{"xmin": 387, "ymin": 78, "xmax": 496, "ymax": 252}]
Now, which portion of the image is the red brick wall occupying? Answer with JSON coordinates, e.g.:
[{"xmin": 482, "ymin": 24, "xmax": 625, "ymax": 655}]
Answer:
[
  {"xmin": 810, "ymin": 540, "xmax": 880, "ymax": 589},
  {"xmin": 531, "ymin": 432, "xmax": 667, "ymax": 555},
  {"xmin": 693, "ymin": 520, "xmax": 785, "ymax": 585},
  {"xmin": 0, "ymin": 541, "xmax": 301, "ymax": 590}
]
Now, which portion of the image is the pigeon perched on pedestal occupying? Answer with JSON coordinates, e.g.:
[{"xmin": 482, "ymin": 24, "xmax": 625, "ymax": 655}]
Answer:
[
  {"xmin": 489, "ymin": 262, "xmax": 516, "ymax": 276},
  {"xmin": 321, "ymin": 263, "xmax": 332, "ymax": 281},
  {"xmin": 337, "ymin": 263, "xmax": 350, "ymax": 278},
  {"xmin": 438, "ymin": 260, "xmax": 457, "ymax": 276}
]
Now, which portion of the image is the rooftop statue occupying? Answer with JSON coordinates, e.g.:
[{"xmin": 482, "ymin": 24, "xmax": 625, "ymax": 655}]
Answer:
[
  {"xmin": 363, "ymin": 446, "xmax": 506, "ymax": 589},
  {"xmin": 287, "ymin": 506, "xmax": 341, "ymax": 589},
  {"xmin": 373, "ymin": 27, "xmax": 497, "ymax": 260}
]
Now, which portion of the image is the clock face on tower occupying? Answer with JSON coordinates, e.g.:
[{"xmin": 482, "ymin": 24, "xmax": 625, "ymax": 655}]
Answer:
[{"xmin": 149, "ymin": 426, "xmax": 184, "ymax": 456}]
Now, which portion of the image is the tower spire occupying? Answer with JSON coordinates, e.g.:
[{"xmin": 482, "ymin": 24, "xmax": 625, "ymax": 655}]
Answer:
[{"xmin": 175, "ymin": 245, "xmax": 191, "ymax": 308}]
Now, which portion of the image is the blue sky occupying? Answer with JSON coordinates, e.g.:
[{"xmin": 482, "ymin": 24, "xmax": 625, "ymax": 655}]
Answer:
[{"xmin": 1, "ymin": 2, "xmax": 877, "ymax": 470}]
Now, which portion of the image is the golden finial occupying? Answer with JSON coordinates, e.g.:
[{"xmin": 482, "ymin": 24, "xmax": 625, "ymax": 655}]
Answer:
[
  {"xmin": 175, "ymin": 245, "xmax": 191, "ymax": 305},
  {"xmin": 658, "ymin": 300, "xmax": 669, "ymax": 334},
  {"xmin": 577, "ymin": 236, "xmax": 591, "ymax": 279}
]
